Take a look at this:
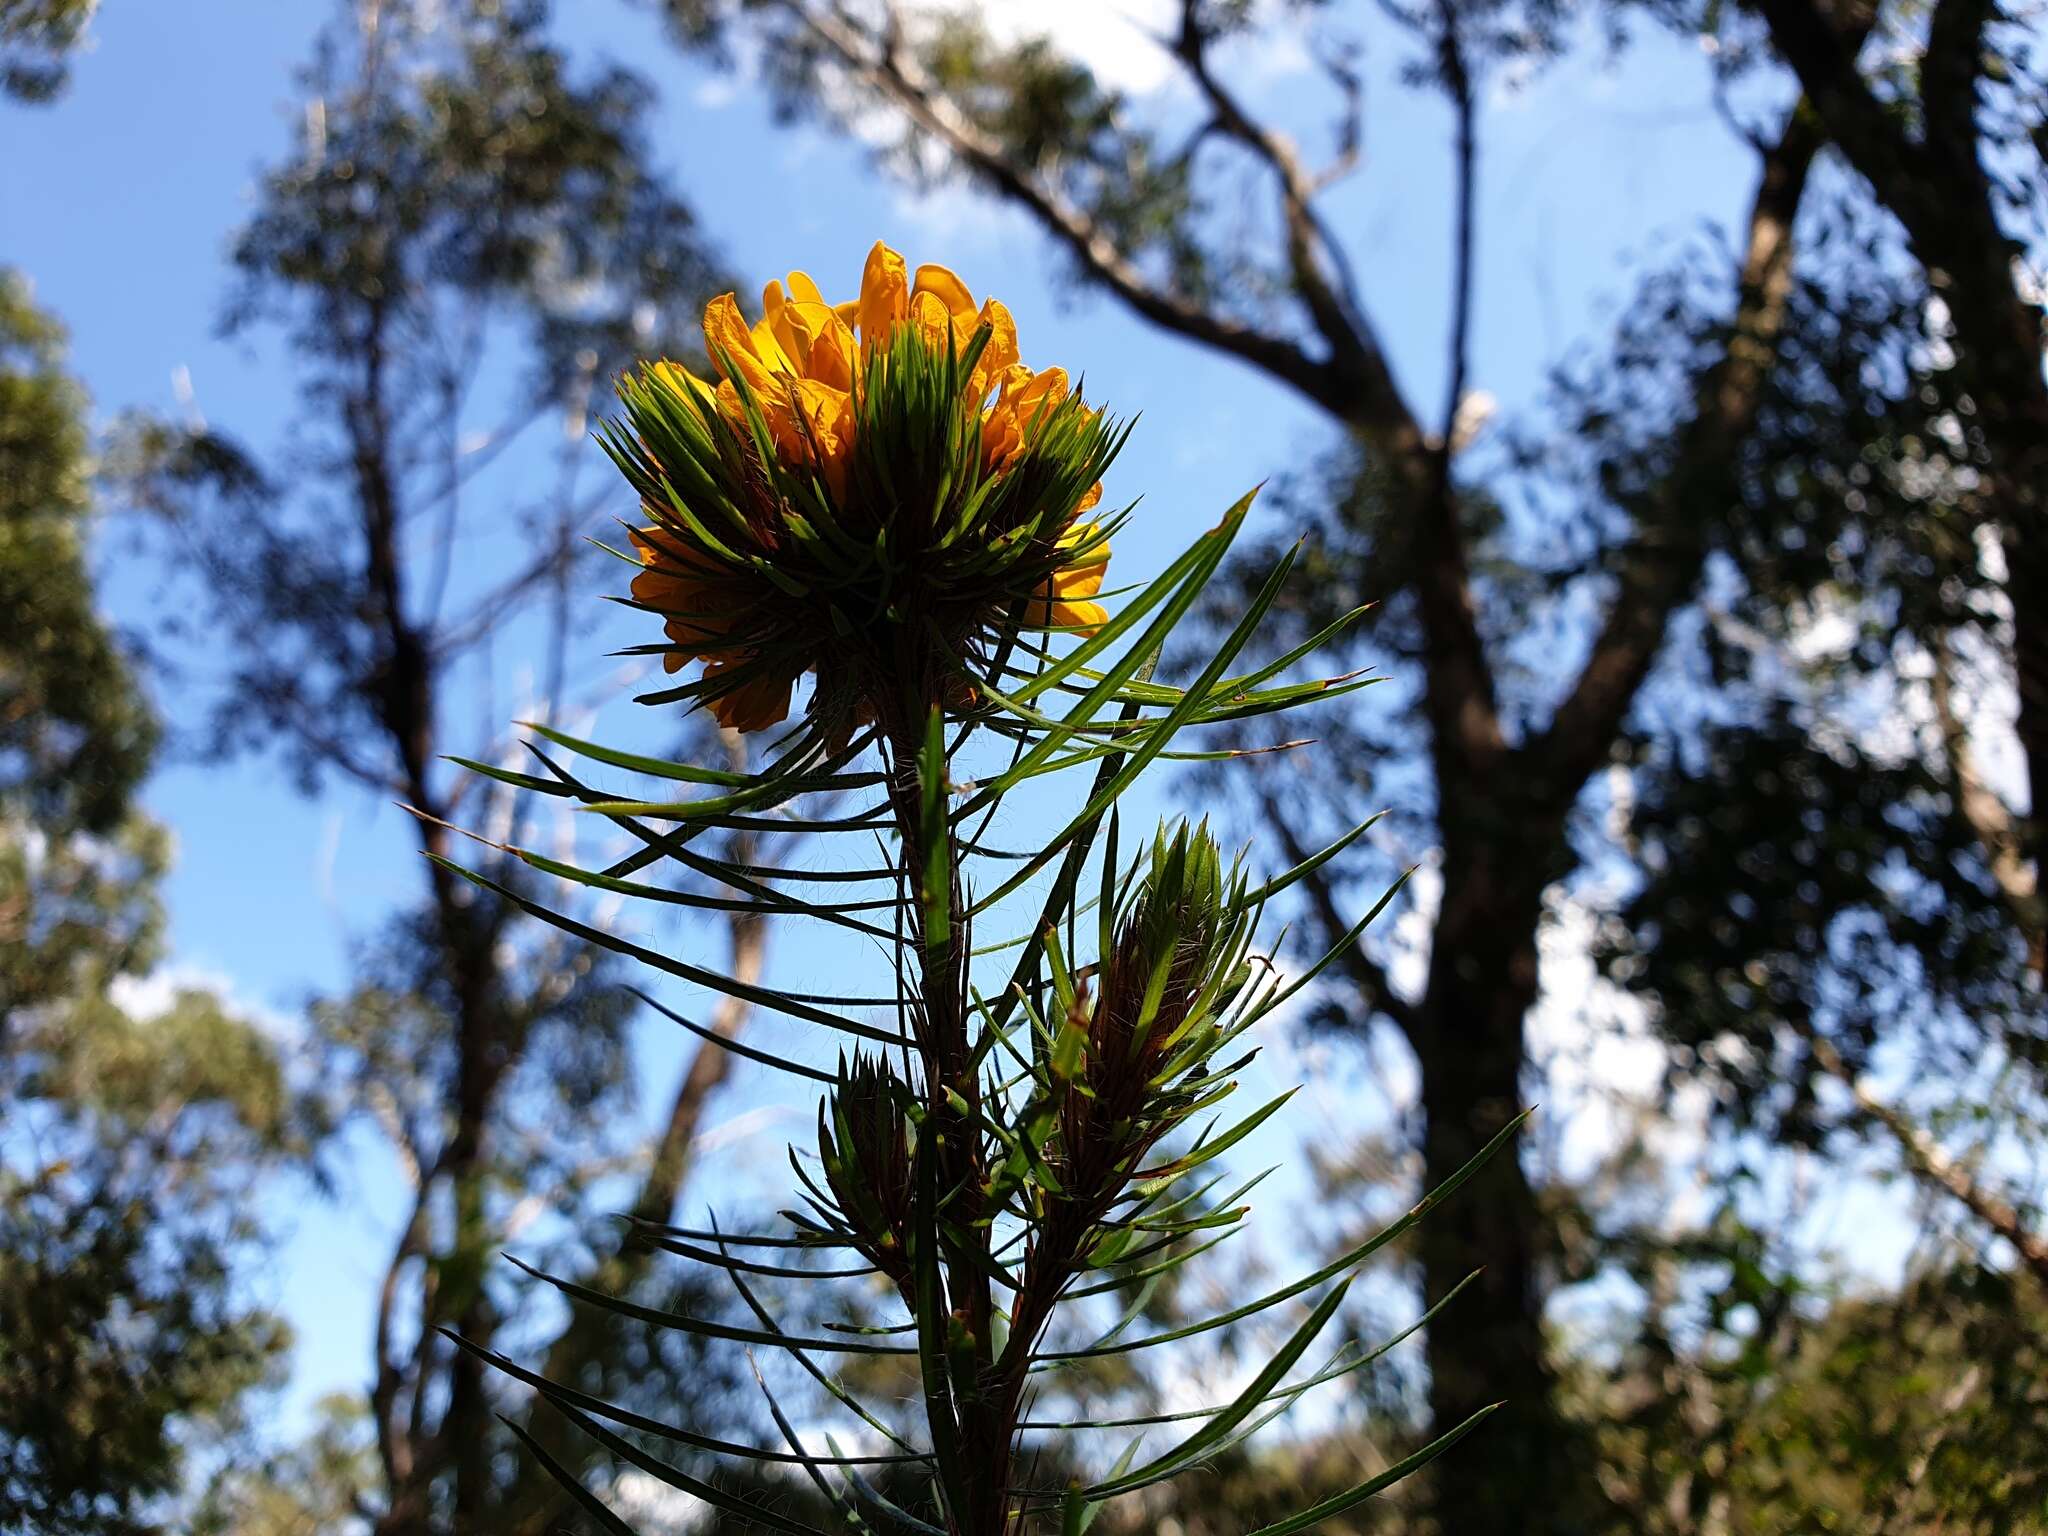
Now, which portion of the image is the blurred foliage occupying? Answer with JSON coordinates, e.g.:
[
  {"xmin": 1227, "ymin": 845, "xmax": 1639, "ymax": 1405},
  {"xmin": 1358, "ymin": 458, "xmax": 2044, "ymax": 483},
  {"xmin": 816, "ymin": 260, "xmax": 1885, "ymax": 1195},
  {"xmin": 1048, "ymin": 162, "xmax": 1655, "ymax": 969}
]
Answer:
[
  {"xmin": 0, "ymin": 273, "xmax": 299, "ymax": 1534},
  {"xmin": 1573, "ymin": 1238, "xmax": 2048, "ymax": 1534},
  {"xmin": 190, "ymin": 1396, "xmax": 382, "ymax": 1536},
  {"xmin": 0, "ymin": 272, "xmax": 153, "ymax": 836},
  {"xmin": 0, "ymin": 0, "xmax": 94, "ymax": 101},
  {"xmin": 100, "ymin": 3, "xmax": 765, "ymax": 1531}
]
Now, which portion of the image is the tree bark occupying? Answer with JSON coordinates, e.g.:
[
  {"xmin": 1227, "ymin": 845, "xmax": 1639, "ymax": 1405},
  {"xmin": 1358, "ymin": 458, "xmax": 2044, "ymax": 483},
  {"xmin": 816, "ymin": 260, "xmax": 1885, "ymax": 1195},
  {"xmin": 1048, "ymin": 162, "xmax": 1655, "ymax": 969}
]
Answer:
[{"xmin": 1410, "ymin": 799, "xmax": 1582, "ymax": 1533}]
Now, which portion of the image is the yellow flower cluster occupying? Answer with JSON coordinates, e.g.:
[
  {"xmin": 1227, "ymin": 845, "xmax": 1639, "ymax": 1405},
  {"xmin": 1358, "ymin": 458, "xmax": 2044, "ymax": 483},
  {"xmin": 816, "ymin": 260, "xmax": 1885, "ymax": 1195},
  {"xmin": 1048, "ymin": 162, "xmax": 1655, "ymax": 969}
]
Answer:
[{"xmin": 629, "ymin": 242, "xmax": 1111, "ymax": 733}]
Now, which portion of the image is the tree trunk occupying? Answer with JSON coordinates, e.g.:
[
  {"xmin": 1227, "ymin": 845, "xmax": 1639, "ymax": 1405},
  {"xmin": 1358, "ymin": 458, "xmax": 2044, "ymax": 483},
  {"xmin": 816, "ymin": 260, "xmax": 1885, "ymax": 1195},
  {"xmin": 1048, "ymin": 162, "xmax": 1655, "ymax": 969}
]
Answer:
[{"xmin": 1411, "ymin": 817, "xmax": 1590, "ymax": 1535}]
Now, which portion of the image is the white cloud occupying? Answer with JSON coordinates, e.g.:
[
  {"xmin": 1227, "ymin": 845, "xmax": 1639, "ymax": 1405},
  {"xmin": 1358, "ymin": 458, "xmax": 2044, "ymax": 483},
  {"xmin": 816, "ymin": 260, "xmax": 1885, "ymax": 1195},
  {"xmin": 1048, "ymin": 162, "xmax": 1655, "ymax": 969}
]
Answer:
[
  {"xmin": 978, "ymin": 0, "xmax": 1183, "ymax": 96},
  {"xmin": 108, "ymin": 962, "xmax": 300, "ymax": 1041}
]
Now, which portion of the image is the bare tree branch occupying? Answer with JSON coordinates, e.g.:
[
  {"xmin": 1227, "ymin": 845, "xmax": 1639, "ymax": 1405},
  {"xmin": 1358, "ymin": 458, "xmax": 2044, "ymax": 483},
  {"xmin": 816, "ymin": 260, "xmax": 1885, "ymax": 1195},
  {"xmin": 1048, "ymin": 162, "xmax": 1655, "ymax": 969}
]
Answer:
[
  {"xmin": 1403, "ymin": 0, "xmax": 1507, "ymax": 786},
  {"xmin": 1530, "ymin": 105, "xmax": 1822, "ymax": 801},
  {"xmin": 1806, "ymin": 1029, "xmax": 2048, "ymax": 1291},
  {"xmin": 1259, "ymin": 778, "xmax": 1420, "ymax": 1042},
  {"xmin": 1745, "ymin": 0, "xmax": 1908, "ymax": 193},
  {"xmin": 782, "ymin": 0, "xmax": 1422, "ymax": 447},
  {"xmin": 1171, "ymin": 0, "xmax": 1373, "ymax": 379},
  {"xmin": 1932, "ymin": 635, "xmax": 2046, "ymax": 969}
]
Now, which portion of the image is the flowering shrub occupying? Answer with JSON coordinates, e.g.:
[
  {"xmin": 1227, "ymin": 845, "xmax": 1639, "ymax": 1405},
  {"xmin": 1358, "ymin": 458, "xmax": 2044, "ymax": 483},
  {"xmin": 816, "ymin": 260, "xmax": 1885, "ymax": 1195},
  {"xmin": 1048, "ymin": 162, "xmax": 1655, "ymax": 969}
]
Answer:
[{"xmin": 445, "ymin": 243, "xmax": 1509, "ymax": 1536}]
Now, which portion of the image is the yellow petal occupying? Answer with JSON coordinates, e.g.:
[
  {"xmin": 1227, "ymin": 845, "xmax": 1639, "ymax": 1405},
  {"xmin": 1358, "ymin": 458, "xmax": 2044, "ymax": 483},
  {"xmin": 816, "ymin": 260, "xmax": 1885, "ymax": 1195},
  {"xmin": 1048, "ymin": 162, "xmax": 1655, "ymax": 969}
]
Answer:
[
  {"xmin": 1053, "ymin": 561, "xmax": 1107, "ymax": 600},
  {"xmin": 762, "ymin": 280, "xmax": 804, "ymax": 367},
  {"xmin": 1008, "ymin": 365, "xmax": 1070, "ymax": 420},
  {"xmin": 970, "ymin": 298, "xmax": 1020, "ymax": 396},
  {"xmin": 912, "ymin": 262, "xmax": 976, "ymax": 323},
  {"xmin": 1021, "ymin": 589, "xmax": 1108, "ymax": 632},
  {"xmin": 787, "ymin": 270, "xmax": 825, "ymax": 305},
  {"xmin": 793, "ymin": 302, "xmax": 856, "ymax": 390},
  {"xmin": 750, "ymin": 312, "xmax": 795, "ymax": 374},
  {"xmin": 856, "ymin": 241, "xmax": 908, "ymax": 347},
  {"xmin": 704, "ymin": 293, "xmax": 780, "ymax": 400},
  {"xmin": 909, "ymin": 288, "xmax": 955, "ymax": 352},
  {"xmin": 981, "ymin": 364, "xmax": 1072, "ymax": 468}
]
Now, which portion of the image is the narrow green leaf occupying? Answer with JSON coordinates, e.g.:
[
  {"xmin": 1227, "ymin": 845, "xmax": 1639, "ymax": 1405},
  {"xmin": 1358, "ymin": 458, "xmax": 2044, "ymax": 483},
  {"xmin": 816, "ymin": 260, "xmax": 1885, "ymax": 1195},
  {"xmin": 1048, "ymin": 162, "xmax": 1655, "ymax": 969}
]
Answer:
[
  {"xmin": 1085, "ymin": 1277, "xmax": 1354, "ymax": 1495},
  {"xmin": 1036, "ymin": 1110, "xmax": 1529, "ymax": 1362},
  {"xmin": 504, "ymin": 1254, "xmax": 913, "ymax": 1355},
  {"xmin": 1241, "ymin": 1405, "xmax": 1501, "ymax": 1536},
  {"xmin": 540, "ymin": 1397, "xmax": 834, "ymax": 1536},
  {"xmin": 446, "ymin": 1330, "xmax": 919, "ymax": 1467},
  {"xmin": 497, "ymin": 1414, "xmax": 639, "ymax": 1536}
]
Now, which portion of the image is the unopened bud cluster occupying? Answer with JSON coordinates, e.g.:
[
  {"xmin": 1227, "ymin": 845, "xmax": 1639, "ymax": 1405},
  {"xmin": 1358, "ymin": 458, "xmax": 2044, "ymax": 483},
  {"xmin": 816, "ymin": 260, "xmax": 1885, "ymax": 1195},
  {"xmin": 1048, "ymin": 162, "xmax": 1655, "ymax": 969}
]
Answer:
[
  {"xmin": 1053, "ymin": 820, "xmax": 1248, "ymax": 1217},
  {"xmin": 815, "ymin": 1052, "xmax": 917, "ymax": 1285}
]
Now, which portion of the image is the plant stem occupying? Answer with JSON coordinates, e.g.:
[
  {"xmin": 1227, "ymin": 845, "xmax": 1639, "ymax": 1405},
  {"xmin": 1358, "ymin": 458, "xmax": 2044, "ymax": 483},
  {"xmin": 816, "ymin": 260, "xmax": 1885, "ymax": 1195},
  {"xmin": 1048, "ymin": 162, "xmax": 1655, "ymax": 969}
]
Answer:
[{"xmin": 882, "ymin": 693, "xmax": 1012, "ymax": 1536}]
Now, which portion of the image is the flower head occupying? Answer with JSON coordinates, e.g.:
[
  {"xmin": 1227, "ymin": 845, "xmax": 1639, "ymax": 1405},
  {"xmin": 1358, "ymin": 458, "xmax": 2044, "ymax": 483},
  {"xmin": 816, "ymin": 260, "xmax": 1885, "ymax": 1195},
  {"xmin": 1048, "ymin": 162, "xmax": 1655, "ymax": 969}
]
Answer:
[{"xmin": 603, "ymin": 242, "xmax": 1121, "ymax": 740}]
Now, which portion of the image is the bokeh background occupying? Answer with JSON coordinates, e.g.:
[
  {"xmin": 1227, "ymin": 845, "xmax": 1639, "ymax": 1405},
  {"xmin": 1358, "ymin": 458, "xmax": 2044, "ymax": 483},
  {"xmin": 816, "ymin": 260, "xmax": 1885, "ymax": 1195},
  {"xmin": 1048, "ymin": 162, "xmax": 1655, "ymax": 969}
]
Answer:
[{"xmin": 4, "ymin": 0, "xmax": 2046, "ymax": 1532}]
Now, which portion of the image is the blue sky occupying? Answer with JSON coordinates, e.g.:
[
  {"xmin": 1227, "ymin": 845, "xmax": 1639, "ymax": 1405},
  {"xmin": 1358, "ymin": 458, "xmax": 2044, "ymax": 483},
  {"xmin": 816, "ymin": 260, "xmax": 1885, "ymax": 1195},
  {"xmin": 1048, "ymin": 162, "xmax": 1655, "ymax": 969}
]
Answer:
[{"xmin": 1, "ymin": 0, "xmax": 1861, "ymax": 1447}]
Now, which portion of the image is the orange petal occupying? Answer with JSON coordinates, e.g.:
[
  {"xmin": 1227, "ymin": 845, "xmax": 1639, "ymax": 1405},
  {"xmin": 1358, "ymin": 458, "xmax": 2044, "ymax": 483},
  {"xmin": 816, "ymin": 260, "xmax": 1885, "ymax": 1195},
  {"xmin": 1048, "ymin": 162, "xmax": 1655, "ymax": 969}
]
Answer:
[
  {"xmin": 705, "ymin": 659, "xmax": 797, "ymax": 733},
  {"xmin": 1051, "ymin": 600, "xmax": 1108, "ymax": 632},
  {"xmin": 856, "ymin": 241, "xmax": 908, "ymax": 347},
  {"xmin": 630, "ymin": 525, "xmax": 719, "ymax": 577},
  {"xmin": 909, "ymin": 288, "xmax": 955, "ymax": 352},
  {"xmin": 795, "ymin": 303, "xmax": 856, "ymax": 390},
  {"xmin": 629, "ymin": 568, "xmax": 707, "ymax": 609},
  {"xmin": 970, "ymin": 298, "xmax": 1020, "ymax": 396},
  {"xmin": 788, "ymin": 378, "xmax": 854, "ymax": 500},
  {"xmin": 912, "ymin": 262, "xmax": 976, "ymax": 323},
  {"xmin": 704, "ymin": 293, "xmax": 780, "ymax": 401}
]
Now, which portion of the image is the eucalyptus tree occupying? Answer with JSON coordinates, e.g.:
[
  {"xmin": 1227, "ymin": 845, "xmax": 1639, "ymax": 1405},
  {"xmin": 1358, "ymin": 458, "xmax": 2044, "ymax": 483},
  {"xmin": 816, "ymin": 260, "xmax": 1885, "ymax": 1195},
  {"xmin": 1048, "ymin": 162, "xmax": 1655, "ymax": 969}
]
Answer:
[
  {"xmin": 628, "ymin": 0, "xmax": 2048, "ymax": 1529},
  {"xmin": 0, "ymin": 271, "xmax": 299, "ymax": 1535},
  {"xmin": 118, "ymin": 3, "xmax": 781, "ymax": 1530}
]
